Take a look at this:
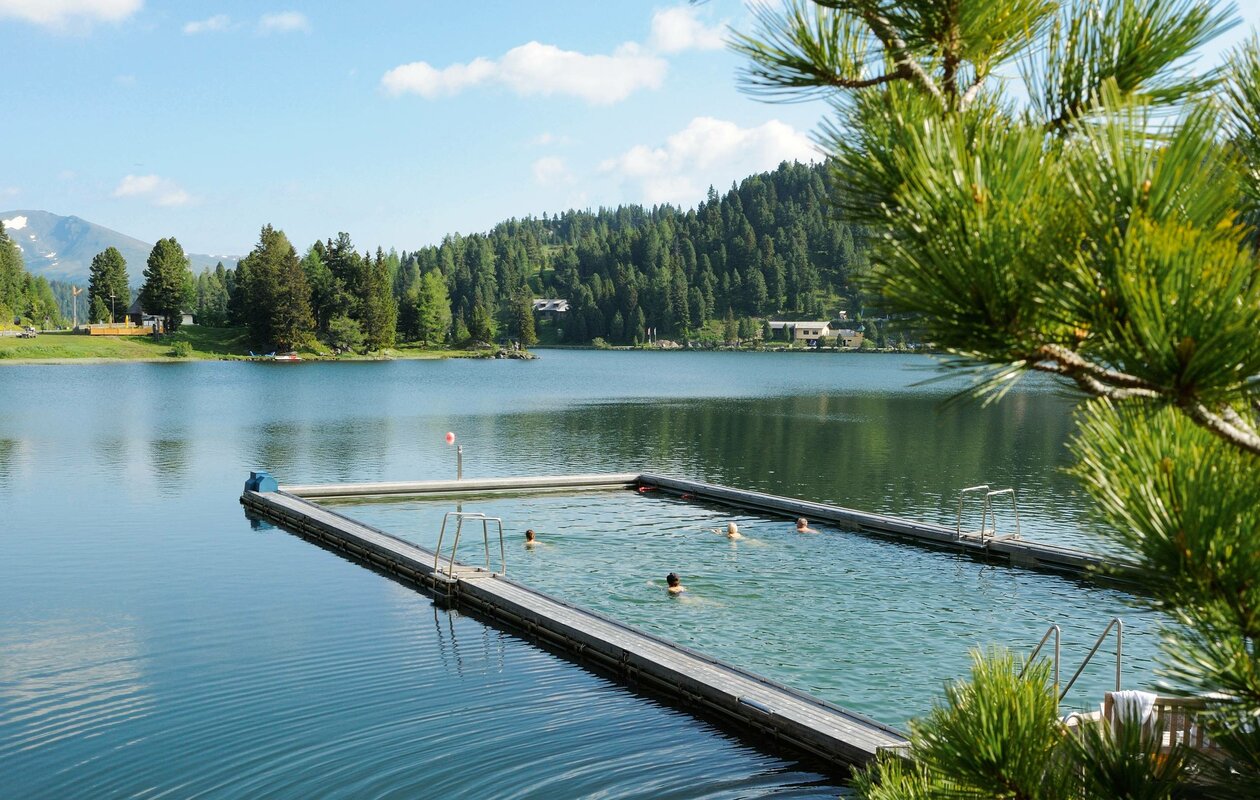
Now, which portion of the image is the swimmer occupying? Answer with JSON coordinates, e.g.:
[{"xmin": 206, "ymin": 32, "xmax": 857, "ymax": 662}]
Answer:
[
  {"xmin": 666, "ymin": 572, "xmax": 686, "ymax": 595},
  {"xmin": 795, "ymin": 517, "xmax": 818, "ymax": 534},
  {"xmin": 524, "ymin": 528, "xmax": 538, "ymax": 547},
  {"xmin": 716, "ymin": 521, "xmax": 744, "ymax": 540}
]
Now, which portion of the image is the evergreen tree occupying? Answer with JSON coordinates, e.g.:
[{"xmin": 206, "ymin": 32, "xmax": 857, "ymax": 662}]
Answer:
[
  {"xmin": 505, "ymin": 292, "xmax": 537, "ymax": 346},
  {"xmin": 326, "ymin": 314, "xmax": 365, "ymax": 353},
  {"xmin": 415, "ymin": 270, "xmax": 453, "ymax": 345},
  {"xmin": 139, "ymin": 237, "xmax": 194, "ymax": 333},
  {"xmin": 452, "ymin": 312, "xmax": 471, "ymax": 344},
  {"xmin": 359, "ymin": 248, "xmax": 397, "ymax": 351},
  {"xmin": 468, "ymin": 302, "xmax": 495, "ymax": 342},
  {"xmin": 240, "ymin": 225, "xmax": 314, "ymax": 350},
  {"xmin": 89, "ymin": 295, "xmax": 109, "ymax": 326},
  {"xmin": 87, "ymin": 247, "xmax": 129, "ymax": 323},
  {"xmin": 0, "ymin": 221, "xmax": 27, "ymax": 325}
]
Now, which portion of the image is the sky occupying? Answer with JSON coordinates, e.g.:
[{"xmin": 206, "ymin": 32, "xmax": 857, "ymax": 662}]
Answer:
[{"xmin": 2, "ymin": 1, "xmax": 1258, "ymax": 257}]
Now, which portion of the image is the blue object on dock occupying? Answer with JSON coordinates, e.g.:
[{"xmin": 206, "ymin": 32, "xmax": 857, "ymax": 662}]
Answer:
[{"xmin": 244, "ymin": 471, "xmax": 279, "ymax": 493}]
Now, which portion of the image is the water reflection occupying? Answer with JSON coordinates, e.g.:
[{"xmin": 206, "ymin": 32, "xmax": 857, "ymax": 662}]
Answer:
[
  {"xmin": 0, "ymin": 619, "xmax": 150, "ymax": 756},
  {"xmin": 149, "ymin": 437, "xmax": 190, "ymax": 495},
  {"xmin": 0, "ymin": 437, "xmax": 23, "ymax": 486}
]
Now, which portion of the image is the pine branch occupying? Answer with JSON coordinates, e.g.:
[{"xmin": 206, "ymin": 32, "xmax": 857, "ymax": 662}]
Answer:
[
  {"xmin": 859, "ymin": 9, "xmax": 944, "ymax": 102},
  {"xmin": 1184, "ymin": 402, "xmax": 1260, "ymax": 457},
  {"xmin": 1034, "ymin": 344, "xmax": 1162, "ymax": 394},
  {"xmin": 1031, "ymin": 345, "xmax": 1260, "ymax": 455},
  {"xmin": 960, "ymin": 75, "xmax": 987, "ymax": 107}
]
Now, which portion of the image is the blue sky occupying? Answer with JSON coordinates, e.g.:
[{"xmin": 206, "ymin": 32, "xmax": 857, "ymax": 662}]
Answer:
[{"xmin": 2, "ymin": 1, "xmax": 1257, "ymax": 256}]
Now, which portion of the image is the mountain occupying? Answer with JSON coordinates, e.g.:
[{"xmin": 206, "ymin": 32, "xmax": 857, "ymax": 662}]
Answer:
[{"xmin": 0, "ymin": 210, "xmax": 238, "ymax": 285}]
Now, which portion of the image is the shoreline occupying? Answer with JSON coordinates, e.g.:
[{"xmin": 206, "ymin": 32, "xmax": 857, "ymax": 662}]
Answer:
[{"xmin": 0, "ymin": 346, "xmax": 929, "ymax": 365}]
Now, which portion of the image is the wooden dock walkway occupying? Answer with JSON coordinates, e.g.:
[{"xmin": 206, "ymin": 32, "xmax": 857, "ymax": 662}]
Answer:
[{"xmin": 241, "ymin": 485, "xmax": 909, "ymax": 768}]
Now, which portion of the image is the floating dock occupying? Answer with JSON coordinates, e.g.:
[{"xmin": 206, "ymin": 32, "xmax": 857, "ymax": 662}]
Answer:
[
  {"xmin": 241, "ymin": 477, "xmax": 909, "ymax": 768},
  {"xmin": 240, "ymin": 470, "xmax": 1120, "ymax": 770}
]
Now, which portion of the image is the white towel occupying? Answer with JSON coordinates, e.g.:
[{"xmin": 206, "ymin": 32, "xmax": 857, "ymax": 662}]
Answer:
[{"xmin": 1110, "ymin": 690, "xmax": 1158, "ymax": 725}]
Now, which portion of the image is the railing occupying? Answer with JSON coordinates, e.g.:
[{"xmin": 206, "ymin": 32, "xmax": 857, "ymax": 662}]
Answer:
[
  {"xmin": 956, "ymin": 485, "xmax": 990, "ymax": 538},
  {"xmin": 1020, "ymin": 617, "xmax": 1122, "ymax": 704},
  {"xmin": 1060, "ymin": 617, "xmax": 1122, "ymax": 702},
  {"xmin": 1020, "ymin": 623, "xmax": 1061, "ymax": 697},
  {"xmin": 433, "ymin": 511, "xmax": 506, "ymax": 578},
  {"xmin": 982, "ymin": 488, "xmax": 1021, "ymax": 541},
  {"xmin": 955, "ymin": 485, "xmax": 1021, "ymax": 541}
]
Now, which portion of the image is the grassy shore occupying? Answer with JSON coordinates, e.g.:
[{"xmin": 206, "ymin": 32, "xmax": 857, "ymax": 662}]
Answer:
[{"xmin": 0, "ymin": 327, "xmax": 473, "ymax": 364}]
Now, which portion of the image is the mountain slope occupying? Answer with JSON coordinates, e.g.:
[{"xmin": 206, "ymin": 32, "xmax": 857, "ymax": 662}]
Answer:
[{"xmin": 0, "ymin": 210, "xmax": 237, "ymax": 285}]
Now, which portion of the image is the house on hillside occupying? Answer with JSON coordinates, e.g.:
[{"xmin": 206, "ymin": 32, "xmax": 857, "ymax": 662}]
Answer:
[
  {"xmin": 833, "ymin": 328, "xmax": 864, "ymax": 348},
  {"xmin": 532, "ymin": 298, "xmax": 570, "ymax": 319},
  {"xmin": 767, "ymin": 320, "xmax": 835, "ymax": 345}
]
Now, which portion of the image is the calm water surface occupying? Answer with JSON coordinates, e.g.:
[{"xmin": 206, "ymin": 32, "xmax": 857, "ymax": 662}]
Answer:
[{"xmin": 0, "ymin": 351, "xmax": 1148, "ymax": 796}]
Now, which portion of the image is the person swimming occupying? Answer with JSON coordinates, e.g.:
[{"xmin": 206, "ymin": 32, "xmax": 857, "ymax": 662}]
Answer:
[
  {"xmin": 719, "ymin": 521, "xmax": 744, "ymax": 540},
  {"xmin": 666, "ymin": 572, "xmax": 686, "ymax": 594},
  {"xmin": 525, "ymin": 529, "xmax": 538, "ymax": 547},
  {"xmin": 795, "ymin": 517, "xmax": 818, "ymax": 534}
]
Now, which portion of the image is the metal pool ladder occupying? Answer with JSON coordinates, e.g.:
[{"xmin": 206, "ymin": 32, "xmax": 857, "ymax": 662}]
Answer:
[
  {"xmin": 1020, "ymin": 617, "xmax": 1123, "ymax": 702},
  {"xmin": 955, "ymin": 484, "xmax": 1021, "ymax": 541},
  {"xmin": 433, "ymin": 511, "xmax": 506, "ymax": 579}
]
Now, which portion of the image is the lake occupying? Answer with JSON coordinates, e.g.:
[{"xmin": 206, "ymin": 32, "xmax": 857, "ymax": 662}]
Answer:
[{"xmin": 0, "ymin": 351, "xmax": 1153, "ymax": 797}]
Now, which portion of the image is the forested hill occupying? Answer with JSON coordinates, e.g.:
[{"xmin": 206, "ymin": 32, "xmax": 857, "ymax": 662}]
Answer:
[
  {"xmin": 386, "ymin": 159, "xmax": 868, "ymax": 344},
  {"xmin": 10, "ymin": 160, "xmax": 871, "ymax": 347}
]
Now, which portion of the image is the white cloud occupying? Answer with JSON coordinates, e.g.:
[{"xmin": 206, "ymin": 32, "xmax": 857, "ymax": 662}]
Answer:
[
  {"xmin": 0, "ymin": 0, "xmax": 141, "ymax": 29},
  {"xmin": 649, "ymin": 5, "xmax": 725, "ymax": 53},
  {"xmin": 600, "ymin": 116, "xmax": 818, "ymax": 206},
  {"xmin": 114, "ymin": 73, "xmax": 135, "ymax": 86},
  {"xmin": 112, "ymin": 174, "xmax": 193, "ymax": 207},
  {"xmin": 183, "ymin": 14, "xmax": 229, "ymax": 35},
  {"xmin": 258, "ymin": 11, "xmax": 309, "ymax": 34},
  {"xmin": 532, "ymin": 156, "xmax": 574, "ymax": 187},
  {"xmin": 0, "ymin": 187, "xmax": 18, "ymax": 199},
  {"xmin": 382, "ymin": 57, "xmax": 496, "ymax": 99},
  {"xmin": 3, "ymin": 214, "xmax": 27, "ymax": 230},
  {"xmin": 382, "ymin": 41, "xmax": 667, "ymax": 105}
]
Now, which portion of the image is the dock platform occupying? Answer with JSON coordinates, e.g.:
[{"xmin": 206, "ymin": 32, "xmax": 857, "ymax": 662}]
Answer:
[
  {"xmin": 241, "ymin": 480, "xmax": 910, "ymax": 769},
  {"xmin": 240, "ymin": 469, "xmax": 1126, "ymax": 769}
]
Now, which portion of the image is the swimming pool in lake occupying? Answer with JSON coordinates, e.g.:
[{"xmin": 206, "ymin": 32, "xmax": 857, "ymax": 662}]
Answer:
[{"xmin": 330, "ymin": 488, "xmax": 1162, "ymax": 727}]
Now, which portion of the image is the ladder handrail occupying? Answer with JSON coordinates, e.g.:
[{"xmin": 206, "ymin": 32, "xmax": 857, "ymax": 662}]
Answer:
[
  {"xmin": 1059, "ymin": 617, "xmax": 1123, "ymax": 702},
  {"xmin": 955, "ymin": 485, "xmax": 991, "ymax": 539},
  {"xmin": 983, "ymin": 488, "xmax": 1021, "ymax": 541},
  {"xmin": 434, "ymin": 511, "xmax": 506, "ymax": 577},
  {"xmin": 1019, "ymin": 623, "xmax": 1061, "ymax": 697}
]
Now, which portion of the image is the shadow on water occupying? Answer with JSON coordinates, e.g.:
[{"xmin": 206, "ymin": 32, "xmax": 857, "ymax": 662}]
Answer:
[{"xmin": 242, "ymin": 502, "xmax": 856, "ymax": 785}]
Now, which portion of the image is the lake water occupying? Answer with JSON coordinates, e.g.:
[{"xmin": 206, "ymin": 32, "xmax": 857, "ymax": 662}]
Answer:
[{"xmin": 0, "ymin": 351, "xmax": 1155, "ymax": 796}]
